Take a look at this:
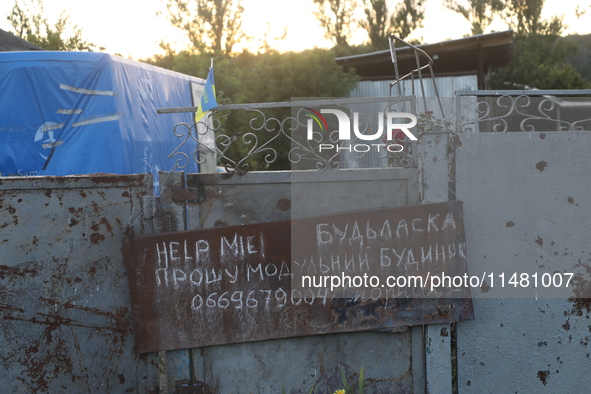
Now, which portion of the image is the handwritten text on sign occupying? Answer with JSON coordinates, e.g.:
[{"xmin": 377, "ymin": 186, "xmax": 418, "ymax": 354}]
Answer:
[{"xmin": 125, "ymin": 201, "xmax": 473, "ymax": 353}]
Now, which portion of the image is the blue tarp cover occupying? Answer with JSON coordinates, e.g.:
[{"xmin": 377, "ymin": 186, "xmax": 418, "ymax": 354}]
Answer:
[{"xmin": 0, "ymin": 51, "xmax": 203, "ymax": 177}]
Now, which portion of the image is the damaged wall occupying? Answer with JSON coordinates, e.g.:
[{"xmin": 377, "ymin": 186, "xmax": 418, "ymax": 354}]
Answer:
[{"xmin": 455, "ymin": 131, "xmax": 591, "ymax": 392}]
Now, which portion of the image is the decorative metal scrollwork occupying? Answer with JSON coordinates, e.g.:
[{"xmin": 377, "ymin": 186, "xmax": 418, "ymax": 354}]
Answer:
[
  {"xmin": 167, "ymin": 98, "xmax": 422, "ymax": 173},
  {"xmin": 459, "ymin": 93, "xmax": 591, "ymax": 134}
]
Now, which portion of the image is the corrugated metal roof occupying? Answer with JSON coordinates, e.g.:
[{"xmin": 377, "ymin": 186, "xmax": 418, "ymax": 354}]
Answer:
[{"xmin": 336, "ymin": 30, "xmax": 514, "ymax": 81}]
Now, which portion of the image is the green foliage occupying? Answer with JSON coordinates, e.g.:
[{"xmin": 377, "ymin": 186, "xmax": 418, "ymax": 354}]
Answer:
[
  {"xmin": 358, "ymin": 365, "xmax": 365, "ymax": 394},
  {"xmin": 313, "ymin": 0, "xmax": 358, "ymax": 47},
  {"xmin": 7, "ymin": 0, "xmax": 98, "ymax": 51},
  {"xmin": 490, "ymin": 34, "xmax": 589, "ymax": 89},
  {"xmin": 360, "ymin": 0, "xmax": 424, "ymax": 49},
  {"xmin": 465, "ymin": 0, "xmax": 591, "ymax": 89},
  {"xmin": 280, "ymin": 364, "xmax": 365, "ymax": 393},
  {"xmin": 338, "ymin": 365, "xmax": 365, "ymax": 394},
  {"xmin": 563, "ymin": 34, "xmax": 591, "ymax": 83},
  {"xmin": 443, "ymin": 0, "xmax": 589, "ymax": 89},
  {"xmin": 444, "ymin": 0, "xmax": 503, "ymax": 35},
  {"xmin": 340, "ymin": 366, "xmax": 351, "ymax": 392},
  {"xmin": 360, "ymin": 0, "xmax": 388, "ymax": 48},
  {"xmin": 143, "ymin": 48, "xmax": 359, "ymax": 170},
  {"xmin": 239, "ymin": 50, "xmax": 359, "ymax": 102},
  {"xmin": 257, "ymin": 24, "xmax": 288, "ymax": 55},
  {"xmin": 390, "ymin": 0, "xmax": 424, "ymax": 42},
  {"xmin": 503, "ymin": 0, "xmax": 562, "ymax": 37},
  {"xmin": 165, "ymin": 0, "xmax": 247, "ymax": 55}
]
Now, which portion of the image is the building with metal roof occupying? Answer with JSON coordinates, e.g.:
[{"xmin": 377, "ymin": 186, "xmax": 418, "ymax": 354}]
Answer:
[{"xmin": 336, "ymin": 30, "xmax": 514, "ymax": 91}]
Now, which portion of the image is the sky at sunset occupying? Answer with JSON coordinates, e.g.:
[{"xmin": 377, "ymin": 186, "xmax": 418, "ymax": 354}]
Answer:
[{"xmin": 0, "ymin": 0, "xmax": 590, "ymax": 61}]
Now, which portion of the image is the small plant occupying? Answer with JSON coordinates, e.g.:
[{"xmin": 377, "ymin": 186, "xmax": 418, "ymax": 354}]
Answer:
[
  {"xmin": 358, "ymin": 365, "xmax": 364, "ymax": 394},
  {"xmin": 340, "ymin": 367, "xmax": 351, "ymax": 392},
  {"xmin": 336, "ymin": 365, "xmax": 365, "ymax": 394},
  {"xmin": 282, "ymin": 365, "xmax": 365, "ymax": 393},
  {"xmin": 416, "ymin": 111, "xmax": 454, "ymax": 134}
]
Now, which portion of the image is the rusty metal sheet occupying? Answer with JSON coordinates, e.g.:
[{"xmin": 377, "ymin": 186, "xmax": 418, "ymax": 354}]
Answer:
[
  {"xmin": 126, "ymin": 201, "xmax": 473, "ymax": 353},
  {"xmin": 0, "ymin": 174, "xmax": 158, "ymax": 393}
]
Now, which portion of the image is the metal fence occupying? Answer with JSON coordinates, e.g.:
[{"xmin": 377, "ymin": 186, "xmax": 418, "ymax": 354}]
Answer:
[
  {"xmin": 455, "ymin": 89, "xmax": 591, "ymax": 133},
  {"xmin": 159, "ymin": 96, "xmax": 422, "ymax": 173}
]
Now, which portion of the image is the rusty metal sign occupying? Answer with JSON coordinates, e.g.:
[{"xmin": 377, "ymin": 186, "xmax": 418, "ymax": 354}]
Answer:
[{"xmin": 125, "ymin": 201, "xmax": 473, "ymax": 353}]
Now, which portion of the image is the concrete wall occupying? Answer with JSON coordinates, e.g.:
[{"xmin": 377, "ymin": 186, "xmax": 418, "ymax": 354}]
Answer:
[{"xmin": 455, "ymin": 131, "xmax": 591, "ymax": 392}]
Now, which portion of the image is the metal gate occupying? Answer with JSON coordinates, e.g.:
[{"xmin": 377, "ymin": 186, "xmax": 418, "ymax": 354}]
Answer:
[
  {"xmin": 148, "ymin": 93, "xmax": 470, "ymax": 393},
  {"xmin": 0, "ymin": 156, "xmax": 464, "ymax": 393},
  {"xmin": 0, "ymin": 174, "xmax": 158, "ymax": 393},
  {"xmin": 0, "ymin": 94, "xmax": 473, "ymax": 392},
  {"xmin": 145, "ymin": 163, "xmax": 468, "ymax": 393}
]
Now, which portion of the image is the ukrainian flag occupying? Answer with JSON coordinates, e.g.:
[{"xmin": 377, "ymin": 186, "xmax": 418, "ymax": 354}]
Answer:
[{"xmin": 195, "ymin": 66, "xmax": 218, "ymax": 122}]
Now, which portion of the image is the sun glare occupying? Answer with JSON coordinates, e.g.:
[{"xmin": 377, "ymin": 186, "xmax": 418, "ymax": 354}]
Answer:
[{"xmin": 0, "ymin": 0, "xmax": 590, "ymax": 59}]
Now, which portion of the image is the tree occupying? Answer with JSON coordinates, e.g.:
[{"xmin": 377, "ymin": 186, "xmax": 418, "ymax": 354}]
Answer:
[
  {"xmin": 257, "ymin": 24, "xmax": 288, "ymax": 54},
  {"xmin": 563, "ymin": 34, "xmax": 591, "ymax": 83},
  {"xmin": 313, "ymin": 0, "xmax": 358, "ymax": 47},
  {"xmin": 143, "ymin": 49, "xmax": 359, "ymax": 170},
  {"xmin": 232, "ymin": 49, "xmax": 360, "ymax": 170},
  {"xmin": 489, "ymin": 0, "xmax": 588, "ymax": 89},
  {"xmin": 165, "ymin": 0, "xmax": 246, "ymax": 54},
  {"xmin": 360, "ymin": 0, "xmax": 388, "ymax": 48},
  {"xmin": 444, "ymin": 0, "xmax": 504, "ymax": 36},
  {"xmin": 490, "ymin": 35, "xmax": 588, "ymax": 89},
  {"xmin": 503, "ymin": 0, "xmax": 561, "ymax": 37},
  {"xmin": 7, "ymin": 0, "xmax": 97, "ymax": 51},
  {"xmin": 359, "ymin": 0, "xmax": 424, "ymax": 50},
  {"xmin": 391, "ymin": 0, "xmax": 424, "ymax": 41}
]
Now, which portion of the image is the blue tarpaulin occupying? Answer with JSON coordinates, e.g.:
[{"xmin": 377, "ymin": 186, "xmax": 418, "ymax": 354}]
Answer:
[{"xmin": 0, "ymin": 51, "xmax": 203, "ymax": 179}]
